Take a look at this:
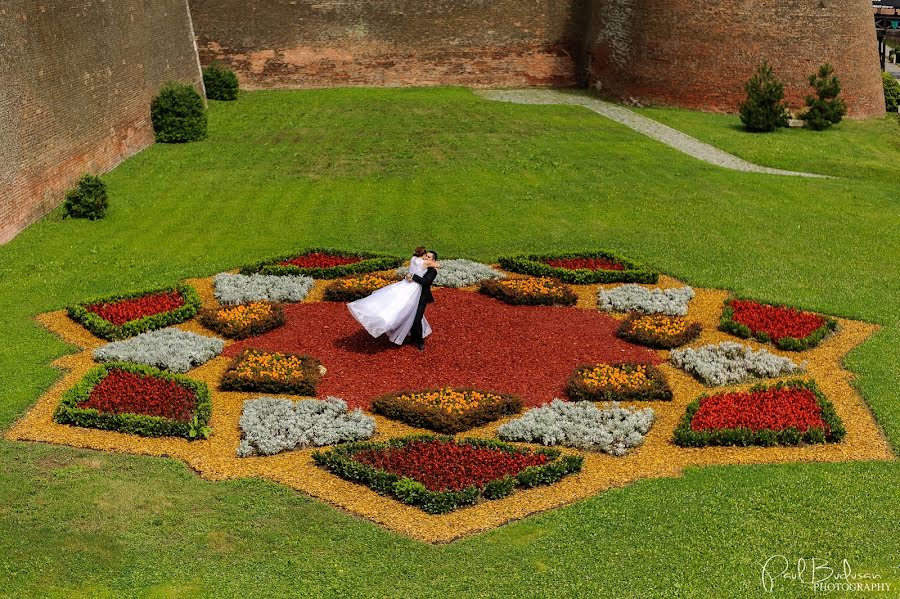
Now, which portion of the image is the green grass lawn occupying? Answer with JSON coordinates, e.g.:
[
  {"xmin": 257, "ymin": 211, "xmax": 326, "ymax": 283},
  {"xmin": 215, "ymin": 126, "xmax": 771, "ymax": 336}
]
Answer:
[{"xmin": 1, "ymin": 88, "xmax": 898, "ymax": 597}]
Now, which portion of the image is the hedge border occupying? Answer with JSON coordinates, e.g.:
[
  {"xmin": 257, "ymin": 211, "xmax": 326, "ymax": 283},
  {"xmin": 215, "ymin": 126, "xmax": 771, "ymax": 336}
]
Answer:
[
  {"xmin": 479, "ymin": 278, "xmax": 578, "ymax": 306},
  {"xmin": 673, "ymin": 379, "xmax": 846, "ymax": 447},
  {"xmin": 370, "ymin": 388, "xmax": 523, "ymax": 434},
  {"xmin": 719, "ymin": 296, "xmax": 838, "ymax": 351},
  {"xmin": 220, "ymin": 348, "xmax": 323, "ymax": 395},
  {"xmin": 198, "ymin": 302, "xmax": 286, "ymax": 339},
  {"xmin": 617, "ymin": 313, "xmax": 703, "ymax": 349},
  {"xmin": 239, "ymin": 248, "xmax": 403, "ymax": 279},
  {"xmin": 566, "ymin": 362, "xmax": 673, "ymax": 402},
  {"xmin": 67, "ymin": 284, "xmax": 201, "ymax": 341},
  {"xmin": 498, "ymin": 251, "xmax": 659, "ymax": 284},
  {"xmin": 312, "ymin": 435, "xmax": 583, "ymax": 514},
  {"xmin": 53, "ymin": 362, "xmax": 211, "ymax": 440}
]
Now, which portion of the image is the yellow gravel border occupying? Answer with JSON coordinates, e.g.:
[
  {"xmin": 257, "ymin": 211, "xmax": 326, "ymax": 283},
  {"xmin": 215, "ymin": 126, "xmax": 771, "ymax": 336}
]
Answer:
[{"xmin": 5, "ymin": 273, "xmax": 894, "ymax": 543}]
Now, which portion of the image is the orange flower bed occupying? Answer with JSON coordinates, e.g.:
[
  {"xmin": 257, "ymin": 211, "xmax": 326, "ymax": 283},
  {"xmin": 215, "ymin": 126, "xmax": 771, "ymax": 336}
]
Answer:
[
  {"xmin": 371, "ymin": 387, "xmax": 523, "ymax": 433},
  {"xmin": 567, "ymin": 363, "xmax": 672, "ymax": 402},
  {"xmin": 480, "ymin": 277, "xmax": 577, "ymax": 306},
  {"xmin": 617, "ymin": 313, "xmax": 702, "ymax": 349},
  {"xmin": 323, "ymin": 274, "xmax": 398, "ymax": 302},
  {"xmin": 199, "ymin": 302, "xmax": 285, "ymax": 339},
  {"xmin": 221, "ymin": 349, "xmax": 324, "ymax": 395}
]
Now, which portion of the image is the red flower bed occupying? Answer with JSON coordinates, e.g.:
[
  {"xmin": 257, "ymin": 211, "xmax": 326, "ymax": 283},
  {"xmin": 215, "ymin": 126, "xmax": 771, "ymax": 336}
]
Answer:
[
  {"xmin": 222, "ymin": 289, "xmax": 660, "ymax": 409},
  {"xmin": 728, "ymin": 299, "xmax": 825, "ymax": 341},
  {"xmin": 690, "ymin": 386, "xmax": 826, "ymax": 433},
  {"xmin": 280, "ymin": 252, "xmax": 363, "ymax": 269},
  {"xmin": 85, "ymin": 290, "xmax": 185, "ymax": 326},
  {"xmin": 542, "ymin": 257, "xmax": 625, "ymax": 271},
  {"xmin": 352, "ymin": 439, "xmax": 548, "ymax": 492},
  {"xmin": 79, "ymin": 368, "xmax": 197, "ymax": 421}
]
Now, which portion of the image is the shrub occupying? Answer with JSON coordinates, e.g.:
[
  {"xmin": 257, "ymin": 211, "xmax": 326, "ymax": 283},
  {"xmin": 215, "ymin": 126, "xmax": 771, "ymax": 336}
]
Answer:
[
  {"xmin": 498, "ymin": 251, "xmax": 658, "ymax": 284},
  {"xmin": 236, "ymin": 396, "xmax": 375, "ymax": 457},
  {"xmin": 802, "ymin": 64, "xmax": 847, "ymax": 131},
  {"xmin": 498, "ymin": 399, "xmax": 655, "ymax": 456},
  {"xmin": 241, "ymin": 248, "xmax": 402, "ymax": 279},
  {"xmin": 199, "ymin": 302, "xmax": 285, "ymax": 339},
  {"xmin": 312, "ymin": 435, "xmax": 582, "ymax": 514},
  {"xmin": 673, "ymin": 379, "xmax": 845, "ymax": 447},
  {"xmin": 739, "ymin": 61, "xmax": 790, "ymax": 132},
  {"xmin": 63, "ymin": 174, "xmax": 108, "ymax": 220},
  {"xmin": 396, "ymin": 259, "xmax": 505, "ymax": 288},
  {"xmin": 720, "ymin": 297, "xmax": 837, "ymax": 351},
  {"xmin": 617, "ymin": 313, "xmax": 701, "ymax": 349},
  {"xmin": 883, "ymin": 72, "xmax": 900, "ymax": 113},
  {"xmin": 213, "ymin": 273, "xmax": 314, "ymax": 305},
  {"xmin": 68, "ymin": 284, "xmax": 201, "ymax": 341},
  {"xmin": 670, "ymin": 341, "xmax": 804, "ymax": 386},
  {"xmin": 220, "ymin": 349, "xmax": 324, "ymax": 395},
  {"xmin": 566, "ymin": 363, "xmax": 672, "ymax": 402},
  {"xmin": 150, "ymin": 82, "xmax": 207, "ymax": 143},
  {"xmin": 323, "ymin": 274, "xmax": 398, "ymax": 302},
  {"xmin": 202, "ymin": 63, "xmax": 239, "ymax": 101},
  {"xmin": 93, "ymin": 328, "xmax": 224, "ymax": 373},
  {"xmin": 370, "ymin": 388, "xmax": 522, "ymax": 434},
  {"xmin": 54, "ymin": 362, "xmax": 211, "ymax": 440},
  {"xmin": 598, "ymin": 284, "xmax": 694, "ymax": 316},
  {"xmin": 479, "ymin": 277, "xmax": 577, "ymax": 306}
]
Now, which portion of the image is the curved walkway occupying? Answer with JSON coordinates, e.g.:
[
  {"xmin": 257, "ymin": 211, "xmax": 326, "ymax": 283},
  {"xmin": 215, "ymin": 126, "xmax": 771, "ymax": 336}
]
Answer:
[{"xmin": 477, "ymin": 89, "xmax": 826, "ymax": 178}]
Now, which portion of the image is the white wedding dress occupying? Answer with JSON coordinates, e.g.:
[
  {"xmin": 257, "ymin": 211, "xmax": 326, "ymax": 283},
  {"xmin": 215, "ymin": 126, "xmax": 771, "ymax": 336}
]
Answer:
[{"xmin": 348, "ymin": 256, "xmax": 432, "ymax": 345}]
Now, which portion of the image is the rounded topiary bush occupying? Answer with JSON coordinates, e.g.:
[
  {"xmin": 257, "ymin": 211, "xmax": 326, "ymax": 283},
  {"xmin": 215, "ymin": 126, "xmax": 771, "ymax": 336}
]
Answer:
[
  {"xmin": 202, "ymin": 63, "xmax": 239, "ymax": 101},
  {"xmin": 883, "ymin": 72, "xmax": 900, "ymax": 114},
  {"xmin": 63, "ymin": 174, "xmax": 108, "ymax": 220},
  {"xmin": 151, "ymin": 82, "xmax": 207, "ymax": 143}
]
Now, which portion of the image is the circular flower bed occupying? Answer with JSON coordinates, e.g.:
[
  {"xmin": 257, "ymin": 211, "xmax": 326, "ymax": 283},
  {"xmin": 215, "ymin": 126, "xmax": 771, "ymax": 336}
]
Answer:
[
  {"xmin": 221, "ymin": 349, "xmax": 325, "ymax": 395},
  {"xmin": 241, "ymin": 248, "xmax": 402, "ymax": 279},
  {"xmin": 479, "ymin": 277, "xmax": 577, "ymax": 306},
  {"xmin": 68, "ymin": 284, "xmax": 201, "ymax": 340},
  {"xmin": 720, "ymin": 298, "xmax": 837, "ymax": 351},
  {"xmin": 199, "ymin": 302, "xmax": 285, "ymax": 339},
  {"xmin": 371, "ymin": 387, "xmax": 522, "ymax": 433},
  {"xmin": 499, "ymin": 251, "xmax": 658, "ymax": 284},
  {"xmin": 566, "ymin": 363, "xmax": 672, "ymax": 402},
  {"xmin": 617, "ymin": 313, "xmax": 702, "ymax": 349},
  {"xmin": 313, "ymin": 435, "xmax": 583, "ymax": 513},
  {"xmin": 674, "ymin": 380, "xmax": 845, "ymax": 447},
  {"xmin": 323, "ymin": 274, "xmax": 398, "ymax": 302}
]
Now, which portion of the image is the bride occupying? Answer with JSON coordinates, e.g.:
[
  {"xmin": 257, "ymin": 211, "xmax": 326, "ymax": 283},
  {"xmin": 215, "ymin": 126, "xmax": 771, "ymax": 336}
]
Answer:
[{"xmin": 348, "ymin": 247, "xmax": 439, "ymax": 345}]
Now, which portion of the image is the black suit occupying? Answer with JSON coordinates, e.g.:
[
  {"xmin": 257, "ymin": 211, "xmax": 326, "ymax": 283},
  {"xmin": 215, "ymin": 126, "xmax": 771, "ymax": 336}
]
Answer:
[{"xmin": 410, "ymin": 267, "xmax": 436, "ymax": 345}]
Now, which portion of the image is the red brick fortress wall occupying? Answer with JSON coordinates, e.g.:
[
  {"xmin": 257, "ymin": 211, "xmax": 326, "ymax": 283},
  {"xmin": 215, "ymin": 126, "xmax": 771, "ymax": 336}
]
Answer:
[
  {"xmin": 586, "ymin": 0, "xmax": 885, "ymax": 118},
  {"xmin": 0, "ymin": 0, "xmax": 203, "ymax": 243},
  {"xmin": 188, "ymin": 0, "xmax": 588, "ymax": 89}
]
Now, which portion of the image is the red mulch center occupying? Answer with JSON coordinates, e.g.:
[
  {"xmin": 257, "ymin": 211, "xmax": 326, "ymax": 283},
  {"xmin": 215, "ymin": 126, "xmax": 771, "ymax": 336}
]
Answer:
[{"xmin": 223, "ymin": 289, "xmax": 659, "ymax": 409}]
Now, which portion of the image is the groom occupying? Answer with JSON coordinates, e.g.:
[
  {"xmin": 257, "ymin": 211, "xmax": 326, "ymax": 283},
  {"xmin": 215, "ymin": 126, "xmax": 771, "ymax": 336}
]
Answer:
[{"xmin": 406, "ymin": 250, "xmax": 438, "ymax": 351}]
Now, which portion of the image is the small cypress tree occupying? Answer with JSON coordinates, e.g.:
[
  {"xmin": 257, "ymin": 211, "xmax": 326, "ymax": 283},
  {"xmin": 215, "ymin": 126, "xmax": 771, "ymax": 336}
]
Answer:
[
  {"xmin": 202, "ymin": 63, "xmax": 239, "ymax": 101},
  {"xmin": 150, "ymin": 82, "xmax": 208, "ymax": 143},
  {"xmin": 740, "ymin": 62, "xmax": 790, "ymax": 132},
  {"xmin": 883, "ymin": 72, "xmax": 900, "ymax": 113},
  {"xmin": 63, "ymin": 174, "xmax": 108, "ymax": 220},
  {"xmin": 802, "ymin": 63, "xmax": 847, "ymax": 131}
]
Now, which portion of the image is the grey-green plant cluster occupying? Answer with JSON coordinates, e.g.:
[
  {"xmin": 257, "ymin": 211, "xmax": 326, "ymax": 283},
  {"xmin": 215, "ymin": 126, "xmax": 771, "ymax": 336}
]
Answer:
[
  {"xmin": 670, "ymin": 341, "xmax": 803, "ymax": 386},
  {"xmin": 213, "ymin": 273, "xmax": 314, "ymax": 305},
  {"xmin": 598, "ymin": 284, "xmax": 694, "ymax": 316},
  {"xmin": 92, "ymin": 328, "xmax": 224, "ymax": 373},
  {"xmin": 396, "ymin": 259, "xmax": 505, "ymax": 288}
]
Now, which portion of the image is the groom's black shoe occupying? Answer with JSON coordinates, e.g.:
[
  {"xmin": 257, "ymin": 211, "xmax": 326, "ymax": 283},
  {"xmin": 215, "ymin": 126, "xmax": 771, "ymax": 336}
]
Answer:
[{"xmin": 415, "ymin": 342, "xmax": 425, "ymax": 351}]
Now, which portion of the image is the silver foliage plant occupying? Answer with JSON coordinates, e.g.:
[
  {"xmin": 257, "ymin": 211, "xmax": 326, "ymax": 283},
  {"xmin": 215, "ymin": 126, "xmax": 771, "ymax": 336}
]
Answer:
[
  {"xmin": 213, "ymin": 272, "xmax": 314, "ymax": 305},
  {"xmin": 670, "ymin": 341, "xmax": 804, "ymax": 386},
  {"xmin": 93, "ymin": 328, "xmax": 224, "ymax": 373},
  {"xmin": 396, "ymin": 259, "xmax": 505, "ymax": 288},
  {"xmin": 498, "ymin": 399, "xmax": 655, "ymax": 457},
  {"xmin": 236, "ymin": 396, "xmax": 375, "ymax": 457},
  {"xmin": 598, "ymin": 284, "xmax": 695, "ymax": 316}
]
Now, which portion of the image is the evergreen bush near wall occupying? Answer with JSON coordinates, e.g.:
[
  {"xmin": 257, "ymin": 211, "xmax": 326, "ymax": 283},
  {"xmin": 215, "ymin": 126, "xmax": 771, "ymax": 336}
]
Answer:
[
  {"xmin": 739, "ymin": 61, "xmax": 790, "ymax": 132},
  {"xmin": 802, "ymin": 64, "xmax": 847, "ymax": 131},
  {"xmin": 884, "ymin": 72, "xmax": 900, "ymax": 113},
  {"xmin": 151, "ymin": 82, "xmax": 208, "ymax": 143},
  {"xmin": 202, "ymin": 63, "xmax": 239, "ymax": 101},
  {"xmin": 63, "ymin": 174, "xmax": 108, "ymax": 220}
]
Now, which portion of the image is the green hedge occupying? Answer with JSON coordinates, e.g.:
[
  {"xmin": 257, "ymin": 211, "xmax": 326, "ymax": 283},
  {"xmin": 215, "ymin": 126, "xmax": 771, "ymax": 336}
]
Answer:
[
  {"xmin": 313, "ymin": 435, "xmax": 583, "ymax": 514},
  {"xmin": 202, "ymin": 63, "xmax": 239, "ymax": 101},
  {"xmin": 719, "ymin": 297, "xmax": 838, "ymax": 351},
  {"xmin": 67, "ymin": 284, "xmax": 201, "ymax": 341},
  {"xmin": 53, "ymin": 362, "xmax": 211, "ymax": 440},
  {"xmin": 673, "ymin": 379, "xmax": 845, "ymax": 448},
  {"xmin": 240, "ymin": 248, "xmax": 403, "ymax": 279},
  {"xmin": 498, "ymin": 251, "xmax": 658, "ymax": 284},
  {"xmin": 151, "ymin": 82, "xmax": 207, "ymax": 143},
  {"xmin": 63, "ymin": 174, "xmax": 108, "ymax": 220}
]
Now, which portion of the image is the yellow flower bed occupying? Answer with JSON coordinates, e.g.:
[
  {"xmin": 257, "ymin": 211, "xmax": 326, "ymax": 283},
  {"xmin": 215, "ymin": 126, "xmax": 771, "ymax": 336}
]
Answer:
[
  {"xmin": 403, "ymin": 388, "xmax": 502, "ymax": 414},
  {"xmin": 221, "ymin": 349, "xmax": 324, "ymax": 395},
  {"xmin": 567, "ymin": 362, "xmax": 672, "ymax": 402},
  {"xmin": 617, "ymin": 313, "xmax": 702, "ymax": 349},
  {"xmin": 371, "ymin": 387, "xmax": 523, "ymax": 434},
  {"xmin": 480, "ymin": 277, "xmax": 577, "ymax": 306}
]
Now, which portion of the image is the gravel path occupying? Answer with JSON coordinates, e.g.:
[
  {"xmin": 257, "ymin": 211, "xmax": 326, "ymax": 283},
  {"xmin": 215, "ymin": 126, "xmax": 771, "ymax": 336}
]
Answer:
[{"xmin": 477, "ymin": 89, "xmax": 826, "ymax": 178}]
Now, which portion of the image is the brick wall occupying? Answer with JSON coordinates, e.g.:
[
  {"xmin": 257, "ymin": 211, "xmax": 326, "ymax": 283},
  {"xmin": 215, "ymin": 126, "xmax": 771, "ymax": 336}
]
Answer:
[
  {"xmin": 0, "ymin": 0, "xmax": 203, "ymax": 243},
  {"xmin": 189, "ymin": 0, "xmax": 589, "ymax": 89},
  {"xmin": 587, "ymin": 0, "xmax": 885, "ymax": 118}
]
